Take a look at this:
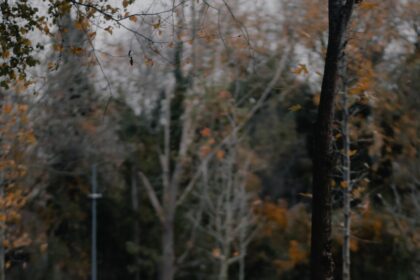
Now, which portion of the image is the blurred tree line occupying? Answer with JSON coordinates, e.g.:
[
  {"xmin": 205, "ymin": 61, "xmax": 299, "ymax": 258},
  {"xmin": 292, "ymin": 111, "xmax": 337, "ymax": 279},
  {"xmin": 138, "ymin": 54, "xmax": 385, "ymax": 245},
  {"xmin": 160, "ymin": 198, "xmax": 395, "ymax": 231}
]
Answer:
[{"xmin": 0, "ymin": 0, "xmax": 419, "ymax": 280}]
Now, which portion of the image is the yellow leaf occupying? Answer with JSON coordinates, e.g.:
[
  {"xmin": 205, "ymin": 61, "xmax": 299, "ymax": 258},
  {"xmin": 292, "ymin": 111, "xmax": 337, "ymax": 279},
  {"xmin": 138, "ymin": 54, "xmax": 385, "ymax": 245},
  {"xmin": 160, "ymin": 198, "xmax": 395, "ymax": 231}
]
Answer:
[
  {"xmin": 288, "ymin": 104, "xmax": 302, "ymax": 112},
  {"xmin": 292, "ymin": 64, "xmax": 309, "ymax": 75},
  {"xmin": 129, "ymin": 15, "xmax": 138, "ymax": 23},
  {"xmin": 349, "ymin": 149, "xmax": 357, "ymax": 157},
  {"xmin": 152, "ymin": 20, "xmax": 161, "ymax": 29},
  {"xmin": 122, "ymin": 0, "xmax": 129, "ymax": 8},
  {"xmin": 298, "ymin": 192, "xmax": 312, "ymax": 198}
]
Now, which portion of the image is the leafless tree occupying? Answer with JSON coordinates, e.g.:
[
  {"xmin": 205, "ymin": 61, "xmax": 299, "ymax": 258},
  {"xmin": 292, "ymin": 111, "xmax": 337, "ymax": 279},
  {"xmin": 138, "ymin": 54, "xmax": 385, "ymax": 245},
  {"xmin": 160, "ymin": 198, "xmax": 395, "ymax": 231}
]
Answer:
[{"xmin": 190, "ymin": 131, "xmax": 258, "ymax": 280}]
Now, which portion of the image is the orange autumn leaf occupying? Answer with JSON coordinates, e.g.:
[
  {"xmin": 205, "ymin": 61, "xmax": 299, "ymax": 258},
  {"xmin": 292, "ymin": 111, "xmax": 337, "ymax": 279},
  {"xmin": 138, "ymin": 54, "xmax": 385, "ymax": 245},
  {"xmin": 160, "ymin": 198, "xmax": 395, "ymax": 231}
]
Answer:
[
  {"xmin": 200, "ymin": 127, "xmax": 211, "ymax": 138},
  {"xmin": 216, "ymin": 150, "xmax": 225, "ymax": 160},
  {"xmin": 340, "ymin": 181, "xmax": 349, "ymax": 189},
  {"xmin": 3, "ymin": 103, "xmax": 13, "ymax": 114},
  {"xmin": 17, "ymin": 104, "xmax": 28, "ymax": 113},
  {"xmin": 360, "ymin": 2, "xmax": 379, "ymax": 10},
  {"xmin": 262, "ymin": 202, "xmax": 288, "ymax": 228},
  {"xmin": 70, "ymin": 46, "xmax": 84, "ymax": 55},
  {"xmin": 288, "ymin": 240, "xmax": 307, "ymax": 264},
  {"xmin": 74, "ymin": 18, "xmax": 90, "ymax": 30},
  {"xmin": 350, "ymin": 238, "xmax": 359, "ymax": 252},
  {"xmin": 2, "ymin": 50, "xmax": 10, "ymax": 59}
]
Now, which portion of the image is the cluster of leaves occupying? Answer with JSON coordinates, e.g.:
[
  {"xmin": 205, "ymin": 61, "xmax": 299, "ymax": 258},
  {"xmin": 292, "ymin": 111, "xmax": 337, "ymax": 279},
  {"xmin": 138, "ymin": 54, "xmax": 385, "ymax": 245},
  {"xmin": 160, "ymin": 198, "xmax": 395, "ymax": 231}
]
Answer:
[
  {"xmin": 0, "ymin": 98, "xmax": 36, "ymax": 269},
  {"xmin": 0, "ymin": 0, "xmax": 44, "ymax": 88},
  {"xmin": 0, "ymin": 0, "xmax": 141, "ymax": 89},
  {"xmin": 0, "ymin": 0, "xmax": 418, "ymax": 279}
]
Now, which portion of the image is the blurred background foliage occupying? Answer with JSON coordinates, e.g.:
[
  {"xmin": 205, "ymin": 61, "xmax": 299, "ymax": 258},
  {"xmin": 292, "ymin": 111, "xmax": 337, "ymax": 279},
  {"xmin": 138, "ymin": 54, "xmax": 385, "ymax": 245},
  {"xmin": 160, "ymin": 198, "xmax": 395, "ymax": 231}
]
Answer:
[{"xmin": 0, "ymin": 0, "xmax": 419, "ymax": 279}]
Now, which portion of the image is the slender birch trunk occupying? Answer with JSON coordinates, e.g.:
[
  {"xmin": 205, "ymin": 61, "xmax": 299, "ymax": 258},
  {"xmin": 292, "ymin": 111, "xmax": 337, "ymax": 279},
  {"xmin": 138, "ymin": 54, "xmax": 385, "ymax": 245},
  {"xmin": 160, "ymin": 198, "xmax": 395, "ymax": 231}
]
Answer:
[
  {"xmin": 161, "ymin": 81, "xmax": 175, "ymax": 280},
  {"xmin": 341, "ymin": 61, "xmax": 352, "ymax": 280},
  {"xmin": 218, "ymin": 260, "xmax": 228, "ymax": 280}
]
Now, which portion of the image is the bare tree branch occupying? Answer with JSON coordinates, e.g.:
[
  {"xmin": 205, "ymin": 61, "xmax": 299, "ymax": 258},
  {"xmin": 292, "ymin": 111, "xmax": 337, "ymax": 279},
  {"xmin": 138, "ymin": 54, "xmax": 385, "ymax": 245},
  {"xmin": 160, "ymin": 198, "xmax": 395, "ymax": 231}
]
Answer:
[{"xmin": 139, "ymin": 172, "xmax": 165, "ymax": 224}]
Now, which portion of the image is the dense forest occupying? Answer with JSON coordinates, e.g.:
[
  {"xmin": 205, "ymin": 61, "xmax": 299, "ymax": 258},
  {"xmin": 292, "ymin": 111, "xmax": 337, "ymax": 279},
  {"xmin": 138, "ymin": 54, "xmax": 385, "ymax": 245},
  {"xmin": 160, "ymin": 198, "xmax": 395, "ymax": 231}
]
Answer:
[{"xmin": 0, "ymin": 0, "xmax": 419, "ymax": 279}]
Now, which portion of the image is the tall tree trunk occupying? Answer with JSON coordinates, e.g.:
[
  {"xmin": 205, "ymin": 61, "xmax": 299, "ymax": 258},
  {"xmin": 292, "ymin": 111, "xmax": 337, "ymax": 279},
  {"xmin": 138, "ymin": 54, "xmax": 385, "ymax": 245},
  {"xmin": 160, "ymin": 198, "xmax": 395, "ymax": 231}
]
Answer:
[
  {"xmin": 218, "ymin": 260, "xmax": 228, "ymax": 280},
  {"xmin": 160, "ymin": 84, "xmax": 175, "ymax": 280},
  {"xmin": 311, "ymin": 1, "xmax": 355, "ymax": 280},
  {"xmin": 161, "ymin": 214, "xmax": 175, "ymax": 280},
  {"xmin": 341, "ymin": 60, "xmax": 352, "ymax": 280},
  {"xmin": 0, "ymin": 94, "xmax": 6, "ymax": 280},
  {"xmin": 0, "ymin": 175, "xmax": 5, "ymax": 280},
  {"xmin": 131, "ymin": 168, "xmax": 140, "ymax": 280}
]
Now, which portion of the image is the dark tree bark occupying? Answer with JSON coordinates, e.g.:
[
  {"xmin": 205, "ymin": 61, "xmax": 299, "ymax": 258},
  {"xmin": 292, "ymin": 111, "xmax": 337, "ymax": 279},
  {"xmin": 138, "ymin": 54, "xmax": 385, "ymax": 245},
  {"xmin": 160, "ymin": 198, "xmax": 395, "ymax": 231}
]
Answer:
[{"xmin": 311, "ymin": 1, "xmax": 356, "ymax": 280}]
